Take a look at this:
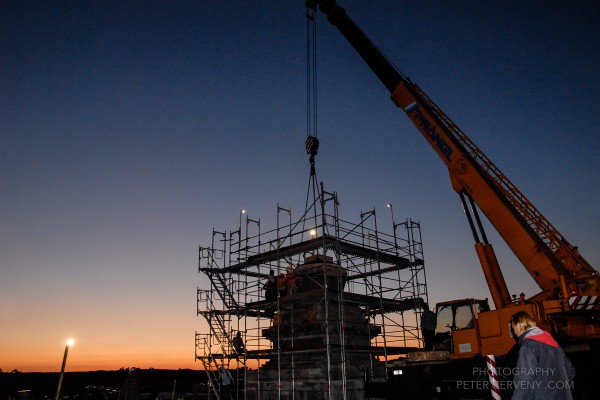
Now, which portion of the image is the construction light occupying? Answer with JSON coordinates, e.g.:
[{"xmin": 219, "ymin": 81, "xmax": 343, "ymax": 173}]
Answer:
[{"xmin": 239, "ymin": 209, "xmax": 247, "ymax": 232}]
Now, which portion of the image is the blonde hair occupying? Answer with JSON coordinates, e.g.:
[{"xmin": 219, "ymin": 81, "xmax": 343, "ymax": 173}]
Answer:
[{"xmin": 510, "ymin": 311, "xmax": 537, "ymax": 331}]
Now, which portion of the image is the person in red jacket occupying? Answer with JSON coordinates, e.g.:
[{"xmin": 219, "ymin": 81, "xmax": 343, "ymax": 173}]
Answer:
[
  {"xmin": 284, "ymin": 265, "xmax": 298, "ymax": 295},
  {"xmin": 510, "ymin": 311, "xmax": 575, "ymax": 400}
]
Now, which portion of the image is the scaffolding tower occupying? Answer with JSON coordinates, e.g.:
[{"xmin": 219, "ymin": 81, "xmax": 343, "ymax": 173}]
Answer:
[{"xmin": 195, "ymin": 183, "xmax": 428, "ymax": 399}]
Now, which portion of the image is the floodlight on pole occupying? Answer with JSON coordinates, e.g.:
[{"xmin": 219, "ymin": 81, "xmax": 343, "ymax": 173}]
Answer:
[
  {"xmin": 239, "ymin": 209, "xmax": 246, "ymax": 236},
  {"xmin": 55, "ymin": 339, "xmax": 74, "ymax": 400},
  {"xmin": 387, "ymin": 203, "xmax": 395, "ymax": 222},
  {"xmin": 309, "ymin": 228, "xmax": 318, "ymax": 256}
]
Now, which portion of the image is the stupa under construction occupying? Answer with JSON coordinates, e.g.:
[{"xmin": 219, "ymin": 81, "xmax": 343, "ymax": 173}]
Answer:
[{"xmin": 194, "ymin": 173, "xmax": 430, "ymax": 399}]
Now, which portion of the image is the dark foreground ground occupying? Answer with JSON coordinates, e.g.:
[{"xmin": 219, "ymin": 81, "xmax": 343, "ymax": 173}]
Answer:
[{"xmin": 0, "ymin": 369, "xmax": 209, "ymax": 400}]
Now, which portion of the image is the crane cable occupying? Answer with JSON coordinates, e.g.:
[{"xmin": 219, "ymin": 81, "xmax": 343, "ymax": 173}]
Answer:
[
  {"xmin": 304, "ymin": 5, "xmax": 321, "ymax": 237},
  {"xmin": 305, "ymin": 5, "xmax": 319, "ymax": 175}
]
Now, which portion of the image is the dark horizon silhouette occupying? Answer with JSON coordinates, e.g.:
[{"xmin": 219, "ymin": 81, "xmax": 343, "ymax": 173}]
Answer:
[{"xmin": 1, "ymin": 368, "xmax": 209, "ymax": 399}]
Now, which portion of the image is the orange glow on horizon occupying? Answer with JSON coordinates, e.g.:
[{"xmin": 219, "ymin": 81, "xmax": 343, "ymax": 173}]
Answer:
[{"xmin": 1, "ymin": 343, "xmax": 201, "ymax": 373}]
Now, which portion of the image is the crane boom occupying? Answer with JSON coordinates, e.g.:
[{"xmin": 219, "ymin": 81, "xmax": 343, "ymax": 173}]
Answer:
[{"xmin": 308, "ymin": 0, "xmax": 598, "ymax": 305}]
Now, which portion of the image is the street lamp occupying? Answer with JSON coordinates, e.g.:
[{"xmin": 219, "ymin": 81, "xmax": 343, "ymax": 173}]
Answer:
[
  {"xmin": 386, "ymin": 203, "xmax": 395, "ymax": 225},
  {"xmin": 239, "ymin": 208, "xmax": 246, "ymax": 230},
  {"xmin": 55, "ymin": 339, "xmax": 74, "ymax": 400}
]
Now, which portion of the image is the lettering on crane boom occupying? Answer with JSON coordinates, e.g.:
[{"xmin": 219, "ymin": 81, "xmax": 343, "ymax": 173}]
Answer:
[{"xmin": 405, "ymin": 102, "xmax": 453, "ymax": 162}]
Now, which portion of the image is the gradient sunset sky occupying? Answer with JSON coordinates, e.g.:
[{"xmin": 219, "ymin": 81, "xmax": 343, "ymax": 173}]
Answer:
[{"xmin": 2, "ymin": 1, "xmax": 599, "ymax": 372}]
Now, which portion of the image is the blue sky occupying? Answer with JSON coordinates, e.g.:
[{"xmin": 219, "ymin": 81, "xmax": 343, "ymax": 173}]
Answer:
[{"xmin": 1, "ymin": 1, "xmax": 599, "ymax": 371}]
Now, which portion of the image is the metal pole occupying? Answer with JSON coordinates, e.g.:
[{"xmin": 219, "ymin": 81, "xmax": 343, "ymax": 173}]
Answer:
[
  {"xmin": 55, "ymin": 342, "xmax": 71, "ymax": 400},
  {"xmin": 239, "ymin": 209, "xmax": 246, "ymax": 241}
]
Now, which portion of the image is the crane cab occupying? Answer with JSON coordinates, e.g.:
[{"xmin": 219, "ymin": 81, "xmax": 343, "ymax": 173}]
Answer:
[{"xmin": 434, "ymin": 298, "xmax": 489, "ymax": 358}]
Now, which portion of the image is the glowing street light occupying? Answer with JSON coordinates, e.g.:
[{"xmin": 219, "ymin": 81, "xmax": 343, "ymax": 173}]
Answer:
[
  {"xmin": 239, "ymin": 208, "xmax": 246, "ymax": 232},
  {"xmin": 55, "ymin": 339, "xmax": 74, "ymax": 400},
  {"xmin": 386, "ymin": 203, "xmax": 395, "ymax": 223}
]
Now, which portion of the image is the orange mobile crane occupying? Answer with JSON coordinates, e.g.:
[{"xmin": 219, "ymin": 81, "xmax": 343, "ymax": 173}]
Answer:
[{"xmin": 307, "ymin": 1, "xmax": 599, "ymax": 398}]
